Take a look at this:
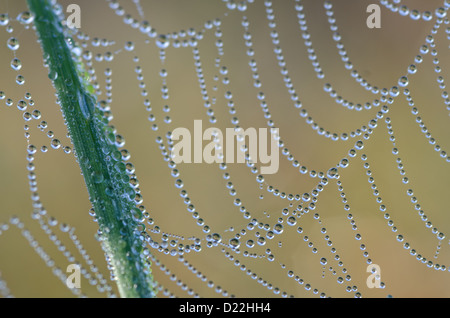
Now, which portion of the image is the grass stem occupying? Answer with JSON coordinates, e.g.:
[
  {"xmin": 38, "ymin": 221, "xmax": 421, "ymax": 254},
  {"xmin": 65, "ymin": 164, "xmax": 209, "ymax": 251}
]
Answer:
[{"xmin": 27, "ymin": 0, "xmax": 156, "ymax": 298}]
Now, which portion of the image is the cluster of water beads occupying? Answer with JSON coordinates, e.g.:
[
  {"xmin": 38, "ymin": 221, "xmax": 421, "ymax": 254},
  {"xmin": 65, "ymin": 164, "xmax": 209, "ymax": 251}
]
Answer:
[
  {"xmin": 2, "ymin": 15, "xmax": 76, "ymax": 154},
  {"xmin": 35, "ymin": 214, "xmax": 116, "ymax": 296},
  {"xmin": 380, "ymin": 0, "xmax": 450, "ymax": 21},
  {"xmin": 361, "ymin": 153, "xmax": 449, "ymax": 272},
  {"xmin": 145, "ymin": 110, "xmax": 316, "ymax": 296},
  {"xmin": 384, "ymin": 117, "xmax": 448, "ymax": 258},
  {"xmin": 73, "ymin": 1, "xmax": 446, "ymax": 290},
  {"xmin": 1, "ymin": 5, "xmax": 282, "ymax": 297},
  {"xmin": 0, "ymin": 216, "xmax": 90, "ymax": 297},
  {"xmin": 402, "ymin": 89, "xmax": 450, "ymax": 163},
  {"xmin": 155, "ymin": 43, "xmax": 363, "ymax": 295},
  {"xmin": 256, "ymin": 3, "xmax": 388, "ymax": 144},
  {"xmin": 162, "ymin": 4, "xmax": 446, "ymax": 296},
  {"xmin": 2, "ymin": 9, "xmax": 161, "ymax": 296},
  {"xmin": 153, "ymin": 6, "xmax": 396, "ymax": 298},
  {"xmin": 2, "ymin": 0, "xmax": 450, "ymax": 298},
  {"xmin": 273, "ymin": 178, "xmax": 366, "ymax": 296},
  {"xmin": 0, "ymin": 271, "xmax": 12, "ymax": 298},
  {"xmin": 146, "ymin": 254, "xmax": 200, "ymax": 298}
]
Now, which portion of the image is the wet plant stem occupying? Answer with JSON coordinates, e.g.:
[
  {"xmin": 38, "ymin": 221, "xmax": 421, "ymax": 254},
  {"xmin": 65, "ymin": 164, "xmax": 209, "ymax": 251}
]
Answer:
[{"xmin": 27, "ymin": 0, "xmax": 155, "ymax": 298}]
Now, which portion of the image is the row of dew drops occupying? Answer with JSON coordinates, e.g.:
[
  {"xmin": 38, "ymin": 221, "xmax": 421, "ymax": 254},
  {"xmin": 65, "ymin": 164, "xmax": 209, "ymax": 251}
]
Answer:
[{"xmin": 1, "ymin": 0, "xmax": 450, "ymax": 298}]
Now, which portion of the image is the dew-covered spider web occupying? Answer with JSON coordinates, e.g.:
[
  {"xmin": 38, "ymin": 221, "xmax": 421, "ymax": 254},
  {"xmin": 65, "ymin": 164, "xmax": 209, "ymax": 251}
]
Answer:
[{"xmin": 0, "ymin": 0, "xmax": 450, "ymax": 298}]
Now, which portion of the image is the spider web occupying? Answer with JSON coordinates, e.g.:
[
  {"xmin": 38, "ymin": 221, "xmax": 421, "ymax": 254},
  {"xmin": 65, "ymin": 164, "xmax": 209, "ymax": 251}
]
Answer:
[{"xmin": 0, "ymin": 0, "xmax": 449, "ymax": 298}]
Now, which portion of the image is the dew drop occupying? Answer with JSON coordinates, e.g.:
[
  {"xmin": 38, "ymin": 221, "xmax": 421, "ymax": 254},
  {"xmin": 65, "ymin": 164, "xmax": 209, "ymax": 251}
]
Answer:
[
  {"xmin": 229, "ymin": 238, "xmax": 240, "ymax": 248},
  {"xmin": 327, "ymin": 167, "xmax": 338, "ymax": 179},
  {"xmin": 273, "ymin": 223, "xmax": 284, "ymax": 234},
  {"xmin": 17, "ymin": 100, "xmax": 27, "ymax": 111},
  {"xmin": 16, "ymin": 75, "xmax": 25, "ymax": 85},
  {"xmin": 124, "ymin": 41, "xmax": 135, "ymax": 51},
  {"xmin": 23, "ymin": 112, "xmax": 32, "ymax": 121},
  {"xmin": 212, "ymin": 233, "xmax": 222, "ymax": 244},
  {"xmin": 17, "ymin": 11, "xmax": 35, "ymax": 25},
  {"xmin": 355, "ymin": 140, "xmax": 364, "ymax": 150},
  {"xmin": 48, "ymin": 70, "xmax": 58, "ymax": 81},
  {"xmin": 435, "ymin": 7, "xmax": 447, "ymax": 18},
  {"xmin": 287, "ymin": 216, "xmax": 297, "ymax": 226},
  {"xmin": 398, "ymin": 76, "xmax": 409, "ymax": 87},
  {"xmin": 7, "ymin": 37, "xmax": 19, "ymax": 50},
  {"xmin": 340, "ymin": 158, "xmax": 349, "ymax": 168},
  {"xmin": 131, "ymin": 207, "xmax": 145, "ymax": 223},
  {"xmin": 175, "ymin": 179, "xmax": 184, "ymax": 188},
  {"xmin": 0, "ymin": 13, "xmax": 9, "ymax": 26},
  {"xmin": 11, "ymin": 58, "xmax": 22, "ymax": 71},
  {"xmin": 91, "ymin": 171, "xmax": 104, "ymax": 184},
  {"xmin": 51, "ymin": 139, "xmax": 61, "ymax": 149},
  {"xmin": 156, "ymin": 35, "xmax": 170, "ymax": 49},
  {"xmin": 408, "ymin": 64, "xmax": 417, "ymax": 74},
  {"xmin": 302, "ymin": 193, "xmax": 311, "ymax": 202}
]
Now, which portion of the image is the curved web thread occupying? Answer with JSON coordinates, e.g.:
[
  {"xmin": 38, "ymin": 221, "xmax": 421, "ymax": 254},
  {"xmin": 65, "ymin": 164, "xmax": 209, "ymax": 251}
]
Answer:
[
  {"xmin": 0, "ymin": 0, "xmax": 449, "ymax": 298},
  {"xmin": 0, "ymin": 215, "xmax": 113, "ymax": 297},
  {"xmin": 105, "ymin": 0, "xmax": 450, "ymax": 297},
  {"xmin": 0, "ymin": 271, "xmax": 13, "ymax": 298}
]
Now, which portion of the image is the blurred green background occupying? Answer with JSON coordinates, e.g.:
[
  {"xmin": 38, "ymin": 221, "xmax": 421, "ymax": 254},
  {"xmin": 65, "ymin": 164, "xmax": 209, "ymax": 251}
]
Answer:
[{"xmin": 0, "ymin": 0, "xmax": 449, "ymax": 298}]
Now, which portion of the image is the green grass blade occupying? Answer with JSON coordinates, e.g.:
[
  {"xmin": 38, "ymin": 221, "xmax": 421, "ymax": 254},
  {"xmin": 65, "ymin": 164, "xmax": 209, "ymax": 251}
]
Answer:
[{"xmin": 27, "ymin": 0, "xmax": 156, "ymax": 298}]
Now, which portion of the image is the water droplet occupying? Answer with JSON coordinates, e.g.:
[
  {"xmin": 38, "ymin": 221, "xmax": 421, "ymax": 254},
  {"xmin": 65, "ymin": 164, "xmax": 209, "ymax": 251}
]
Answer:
[
  {"xmin": 273, "ymin": 223, "xmax": 284, "ymax": 234},
  {"xmin": 156, "ymin": 35, "xmax": 170, "ymax": 49},
  {"xmin": 11, "ymin": 58, "xmax": 22, "ymax": 71},
  {"xmin": 408, "ymin": 64, "xmax": 417, "ymax": 74},
  {"xmin": 229, "ymin": 238, "xmax": 240, "ymax": 248},
  {"xmin": 398, "ymin": 76, "xmax": 409, "ymax": 87},
  {"xmin": 287, "ymin": 216, "xmax": 297, "ymax": 226},
  {"xmin": 211, "ymin": 233, "xmax": 222, "ymax": 244},
  {"xmin": 340, "ymin": 158, "xmax": 349, "ymax": 168},
  {"xmin": 7, "ymin": 37, "xmax": 19, "ymax": 50},
  {"xmin": 435, "ymin": 7, "xmax": 446, "ymax": 19},
  {"xmin": 0, "ymin": 13, "xmax": 9, "ymax": 26},
  {"xmin": 31, "ymin": 110, "xmax": 41, "ymax": 120},
  {"xmin": 16, "ymin": 75, "xmax": 25, "ymax": 85},
  {"xmin": 175, "ymin": 179, "xmax": 184, "ymax": 188},
  {"xmin": 355, "ymin": 140, "xmax": 364, "ymax": 150},
  {"xmin": 48, "ymin": 69, "xmax": 58, "ymax": 81},
  {"xmin": 51, "ymin": 139, "xmax": 61, "ymax": 149},
  {"xmin": 327, "ymin": 167, "xmax": 338, "ymax": 179},
  {"xmin": 131, "ymin": 207, "xmax": 144, "ymax": 223},
  {"xmin": 91, "ymin": 171, "xmax": 104, "ymax": 184},
  {"xmin": 104, "ymin": 52, "xmax": 114, "ymax": 62},
  {"xmin": 302, "ymin": 193, "xmax": 311, "ymax": 202},
  {"xmin": 23, "ymin": 112, "xmax": 32, "ymax": 121},
  {"xmin": 124, "ymin": 41, "xmax": 135, "ymax": 51},
  {"xmin": 17, "ymin": 100, "xmax": 27, "ymax": 111},
  {"xmin": 17, "ymin": 11, "xmax": 34, "ymax": 25}
]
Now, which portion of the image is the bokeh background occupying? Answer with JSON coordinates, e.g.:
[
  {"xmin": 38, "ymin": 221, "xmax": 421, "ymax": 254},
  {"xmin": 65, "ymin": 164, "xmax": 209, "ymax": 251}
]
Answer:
[{"xmin": 0, "ymin": 0, "xmax": 449, "ymax": 298}]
